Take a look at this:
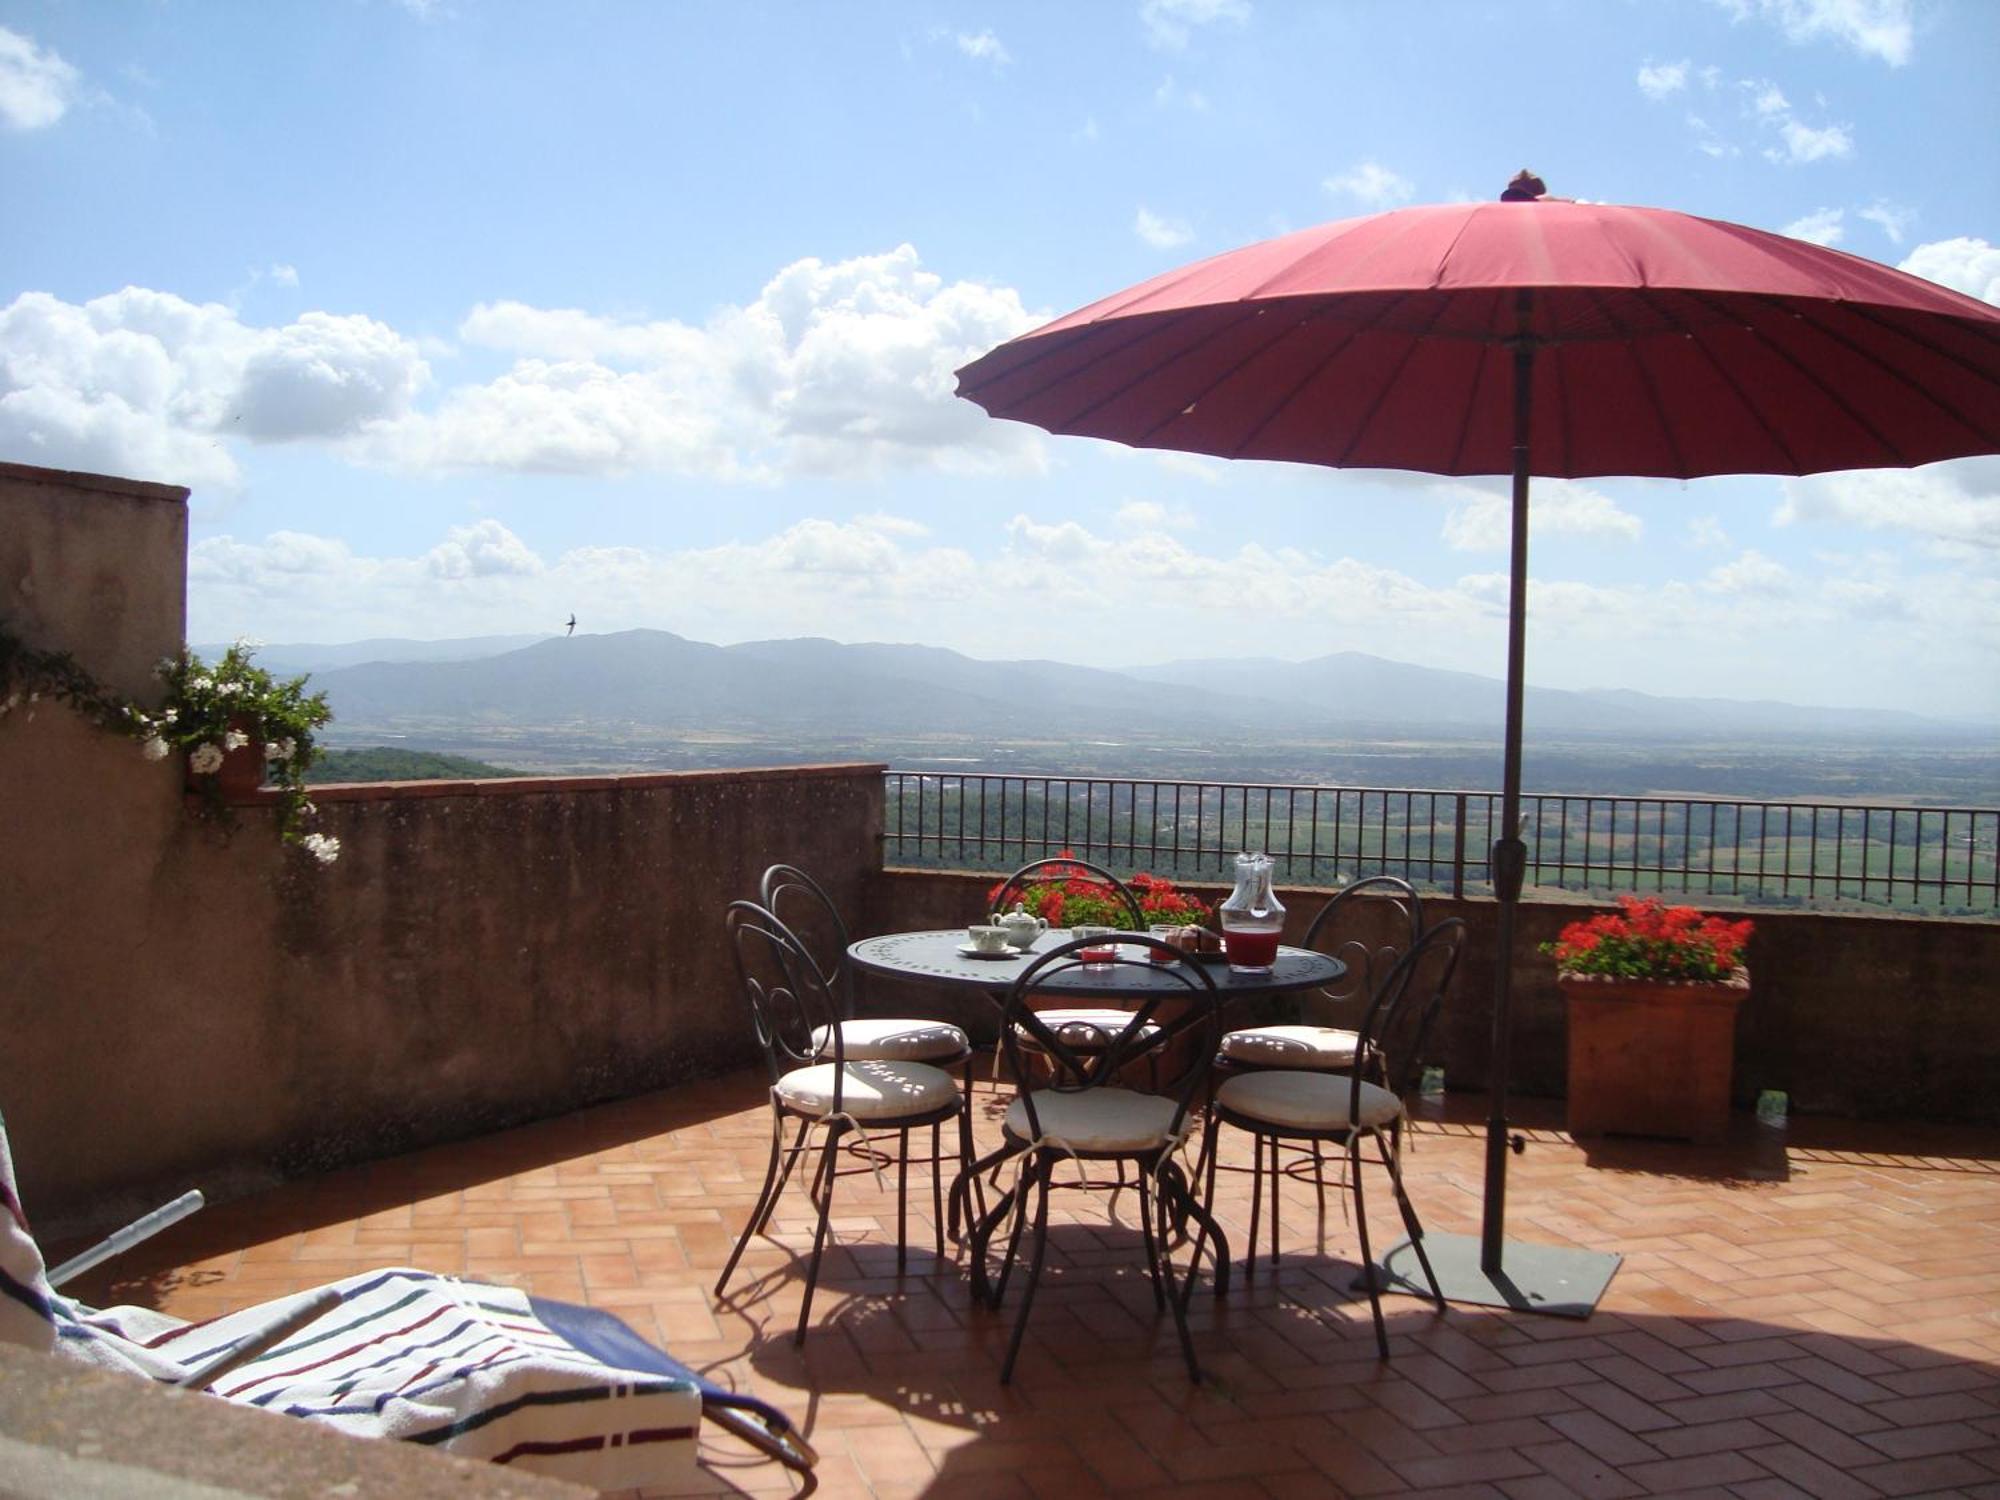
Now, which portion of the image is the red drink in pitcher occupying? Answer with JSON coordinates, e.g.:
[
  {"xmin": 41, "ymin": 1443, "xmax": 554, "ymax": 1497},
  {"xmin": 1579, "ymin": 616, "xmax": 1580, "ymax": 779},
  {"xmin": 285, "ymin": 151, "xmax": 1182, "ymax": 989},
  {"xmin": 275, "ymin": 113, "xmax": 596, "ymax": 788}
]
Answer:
[
  {"xmin": 1218, "ymin": 852, "xmax": 1286, "ymax": 975},
  {"xmin": 1221, "ymin": 922, "xmax": 1281, "ymax": 973}
]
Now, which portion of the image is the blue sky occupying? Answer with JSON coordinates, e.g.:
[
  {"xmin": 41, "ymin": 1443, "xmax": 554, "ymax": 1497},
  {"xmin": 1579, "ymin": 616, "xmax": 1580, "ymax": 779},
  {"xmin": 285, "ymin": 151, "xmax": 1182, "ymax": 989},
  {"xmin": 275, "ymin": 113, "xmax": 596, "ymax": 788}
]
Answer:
[{"xmin": 3, "ymin": 0, "xmax": 1996, "ymax": 717}]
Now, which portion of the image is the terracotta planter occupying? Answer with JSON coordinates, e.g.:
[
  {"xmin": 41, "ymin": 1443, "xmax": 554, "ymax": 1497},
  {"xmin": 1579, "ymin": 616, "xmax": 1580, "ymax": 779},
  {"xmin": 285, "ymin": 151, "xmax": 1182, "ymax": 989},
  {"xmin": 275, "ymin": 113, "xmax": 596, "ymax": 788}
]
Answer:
[
  {"xmin": 186, "ymin": 718, "xmax": 267, "ymax": 803},
  {"xmin": 1561, "ymin": 968, "xmax": 1749, "ymax": 1146}
]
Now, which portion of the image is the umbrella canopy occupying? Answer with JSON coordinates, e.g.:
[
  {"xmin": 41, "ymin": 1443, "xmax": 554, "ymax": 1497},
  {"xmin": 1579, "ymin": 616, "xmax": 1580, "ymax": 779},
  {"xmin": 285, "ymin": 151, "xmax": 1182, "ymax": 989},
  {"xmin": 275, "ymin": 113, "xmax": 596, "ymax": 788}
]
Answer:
[
  {"xmin": 955, "ymin": 195, "xmax": 2000, "ymax": 1293},
  {"xmin": 957, "ymin": 199, "xmax": 2000, "ymax": 481}
]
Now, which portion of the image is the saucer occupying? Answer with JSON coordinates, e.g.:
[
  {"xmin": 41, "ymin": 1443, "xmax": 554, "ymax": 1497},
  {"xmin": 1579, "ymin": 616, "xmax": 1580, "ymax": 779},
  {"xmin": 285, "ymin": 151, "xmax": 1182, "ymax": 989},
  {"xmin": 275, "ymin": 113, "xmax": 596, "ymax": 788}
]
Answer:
[{"xmin": 957, "ymin": 943, "xmax": 1023, "ymax": 960}]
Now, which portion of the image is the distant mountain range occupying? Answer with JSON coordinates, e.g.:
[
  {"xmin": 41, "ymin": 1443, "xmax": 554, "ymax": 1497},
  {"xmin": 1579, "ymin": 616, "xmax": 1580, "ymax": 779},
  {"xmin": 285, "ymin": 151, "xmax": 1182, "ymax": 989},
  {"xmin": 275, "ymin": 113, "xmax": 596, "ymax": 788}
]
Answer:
[{"xmin": 245, "ymin": 630, "xmax": 1991, "ymax": 744}]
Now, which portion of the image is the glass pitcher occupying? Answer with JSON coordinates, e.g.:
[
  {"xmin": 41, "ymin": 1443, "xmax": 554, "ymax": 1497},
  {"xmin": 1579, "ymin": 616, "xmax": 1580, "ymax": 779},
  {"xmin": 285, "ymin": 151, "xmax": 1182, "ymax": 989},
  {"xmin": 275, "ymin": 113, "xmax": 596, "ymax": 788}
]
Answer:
[{"xmin": 1217, "ymin": 851, "xmax": 1286, "ymax": 974}]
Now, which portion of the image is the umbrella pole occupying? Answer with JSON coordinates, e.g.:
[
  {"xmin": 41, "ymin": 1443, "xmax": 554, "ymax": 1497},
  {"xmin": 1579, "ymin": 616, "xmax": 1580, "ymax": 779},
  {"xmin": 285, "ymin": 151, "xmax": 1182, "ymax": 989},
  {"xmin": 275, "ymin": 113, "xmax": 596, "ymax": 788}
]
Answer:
[
  {"xmin": 1364, "ymin": 306, "xmax": 1621, "ymax": 1319},
  {"xmin": 1482, "ymin": 331, "xmax": 1535, "ymax": 1275}
]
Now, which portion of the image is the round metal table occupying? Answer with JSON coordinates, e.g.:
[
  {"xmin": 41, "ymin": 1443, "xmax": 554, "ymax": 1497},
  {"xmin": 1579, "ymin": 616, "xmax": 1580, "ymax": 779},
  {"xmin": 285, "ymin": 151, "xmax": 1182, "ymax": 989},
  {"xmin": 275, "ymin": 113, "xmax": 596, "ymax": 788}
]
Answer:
[{"xmin": 847, "ymin": 929, "xmax": 1344, "ymax": 999}]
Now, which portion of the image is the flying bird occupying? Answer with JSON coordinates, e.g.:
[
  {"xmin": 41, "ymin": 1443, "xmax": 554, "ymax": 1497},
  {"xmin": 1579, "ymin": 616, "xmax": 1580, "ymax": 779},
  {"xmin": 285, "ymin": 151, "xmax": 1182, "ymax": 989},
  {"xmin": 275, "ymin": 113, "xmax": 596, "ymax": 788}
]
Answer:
[{"xmin": 565, "ymin": 614, "xmax": 577, "ymax": 637}]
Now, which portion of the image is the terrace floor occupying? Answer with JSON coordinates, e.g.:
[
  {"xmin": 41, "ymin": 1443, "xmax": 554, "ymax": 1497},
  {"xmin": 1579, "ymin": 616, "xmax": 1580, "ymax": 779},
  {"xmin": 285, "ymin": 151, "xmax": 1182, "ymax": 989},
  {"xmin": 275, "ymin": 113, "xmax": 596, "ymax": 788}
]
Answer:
[{"xmin": 66, "ymin": 1073, "xmax": 2000, "ymax": 1500}]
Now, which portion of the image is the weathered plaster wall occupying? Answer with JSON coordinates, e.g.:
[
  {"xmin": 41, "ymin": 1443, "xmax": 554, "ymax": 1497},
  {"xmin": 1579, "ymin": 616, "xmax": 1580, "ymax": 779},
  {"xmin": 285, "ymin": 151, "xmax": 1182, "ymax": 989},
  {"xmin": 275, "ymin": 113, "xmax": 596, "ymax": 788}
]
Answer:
[
  {"xmin": 2, "ymin": 462, "xmax": 888, "ymax": 1232},
  {"xmin": 870, "ymin": 868, "xmax": 2000, "ymax": 1125}
]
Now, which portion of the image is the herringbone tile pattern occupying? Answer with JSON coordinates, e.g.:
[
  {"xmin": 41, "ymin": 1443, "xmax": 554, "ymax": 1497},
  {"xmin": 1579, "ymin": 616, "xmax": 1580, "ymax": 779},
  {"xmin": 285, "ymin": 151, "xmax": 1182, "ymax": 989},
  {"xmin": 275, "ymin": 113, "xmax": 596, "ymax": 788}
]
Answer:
[{"xmin": 75, "ymin": 1073, "xmax": 2000, "ymax": 1499}]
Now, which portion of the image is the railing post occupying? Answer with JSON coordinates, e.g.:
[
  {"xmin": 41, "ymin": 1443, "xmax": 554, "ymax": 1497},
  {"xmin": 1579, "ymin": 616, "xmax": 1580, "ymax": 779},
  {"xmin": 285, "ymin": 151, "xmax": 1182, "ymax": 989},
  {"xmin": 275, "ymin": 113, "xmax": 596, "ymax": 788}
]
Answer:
[{"xmin": 1452, "ymin": 794, "xmax": 1468, "ymax": 899}]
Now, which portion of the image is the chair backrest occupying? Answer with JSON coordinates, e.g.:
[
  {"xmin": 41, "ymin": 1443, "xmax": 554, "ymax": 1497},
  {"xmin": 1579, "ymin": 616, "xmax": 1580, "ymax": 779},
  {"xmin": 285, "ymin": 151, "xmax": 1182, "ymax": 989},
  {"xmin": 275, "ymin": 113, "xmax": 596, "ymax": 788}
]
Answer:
[
  {"xmin": 1299, "ymin": 875, "xmax": 1424, "ymax": 1014},
  {"xmin": 758, "ymin": 863, "xmax": 855, "ymax": 1014},
  {"xmin": 1349, "ymin": 917, "xmax": 1466, "ymax": 1122},
  {"xmin": 988, "ymin": 856, "xmax": 1145, "ymax": 932},
  {"xmin": 724, "ymin": 900, "xmax": 844, "ymax": 1093},
  {"xmin": 1001, "ymin": 935, "xmax": 1221, "ymax": 1148}
]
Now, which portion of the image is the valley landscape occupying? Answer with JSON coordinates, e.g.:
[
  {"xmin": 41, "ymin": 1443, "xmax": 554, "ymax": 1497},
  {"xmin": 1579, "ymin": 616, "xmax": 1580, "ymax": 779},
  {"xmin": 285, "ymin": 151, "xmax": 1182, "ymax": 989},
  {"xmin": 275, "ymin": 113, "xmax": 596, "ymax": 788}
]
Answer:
[{"xmin": 241, "ymin": 629, "xmax": 1998, "ymax": 806}]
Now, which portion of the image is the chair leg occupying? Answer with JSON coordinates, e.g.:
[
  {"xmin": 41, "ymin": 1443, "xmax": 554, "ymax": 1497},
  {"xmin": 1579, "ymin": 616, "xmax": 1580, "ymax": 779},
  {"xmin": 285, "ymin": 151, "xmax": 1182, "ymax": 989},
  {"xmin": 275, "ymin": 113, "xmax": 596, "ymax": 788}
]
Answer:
[
  {"xmin": 1350, "ymin": 1135, "xmax": 1390, "ymax": 1360},
  {"xmin": 999, "ymin": 1158, "xmax": 1054, "ymax": 1385},
  {"xmin": 1268, "ymin": 1133, "xmax": 1283, "ymax": 1270},
  {"xmin": 965, "ymin": 1143, "xmax": 1024, "ymax": 1305},
  {"xmin": 793, "ymin": 1125, "xmax": 846, "ymax": 1347},
  {"xmin": 992, "ymin": 1159, "xmax": 1035, "ymax": 1308},
  {"xmin": 1176, "ymin": 1144, "xmax": 1232, "ymax": 1305},
  {"xmin": 717, "ymin": 1110, "xmax": 788, "ymax": 1298},
  {"xmin": 1376, "ymin": 1128, "xmax": 1445, "ymax": 1314},
  {"xmin": 1244, "ymin": 1129, "xmax": 1265, "ymax": 1283},
  {"xmin": 758, "ymin": 1117, "xmax": 815, "ymax": 1235},
  {"xmin": 896, "ymin": 1127, "xmax": 910, "ymax": 1273},
  {"xmin": 930, "ymin": 1121, "xmax": 946, "ymax": 1260},
  {"xmin": 1136, "ymin": 1167, "xmax": 1166, "ymax": 1311}
]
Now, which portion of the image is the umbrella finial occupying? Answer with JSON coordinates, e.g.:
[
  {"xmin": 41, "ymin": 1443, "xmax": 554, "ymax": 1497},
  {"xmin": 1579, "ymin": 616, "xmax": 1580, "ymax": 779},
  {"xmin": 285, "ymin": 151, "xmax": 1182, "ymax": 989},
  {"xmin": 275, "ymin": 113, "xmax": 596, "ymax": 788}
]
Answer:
[{"xmin": 1500, "ymin": 169, "xmax": 1547, "ymax": 202}]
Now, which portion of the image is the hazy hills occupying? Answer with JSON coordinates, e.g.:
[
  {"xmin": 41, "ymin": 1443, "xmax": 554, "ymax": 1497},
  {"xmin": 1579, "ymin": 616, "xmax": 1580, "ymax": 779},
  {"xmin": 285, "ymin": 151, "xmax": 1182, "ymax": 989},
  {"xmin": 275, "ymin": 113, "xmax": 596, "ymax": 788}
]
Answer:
[{"xmin": 288, "ymin": 629, "xmax": 1987, "ymax": 745}]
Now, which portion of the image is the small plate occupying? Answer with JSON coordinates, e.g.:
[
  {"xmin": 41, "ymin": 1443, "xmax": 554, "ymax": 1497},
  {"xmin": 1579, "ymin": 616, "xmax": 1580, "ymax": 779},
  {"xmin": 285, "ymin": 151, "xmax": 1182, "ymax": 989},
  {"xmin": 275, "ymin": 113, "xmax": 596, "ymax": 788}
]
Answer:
[{"xmin": 957, "ymin": 943, "xmax": 1024, "ymax": 960}]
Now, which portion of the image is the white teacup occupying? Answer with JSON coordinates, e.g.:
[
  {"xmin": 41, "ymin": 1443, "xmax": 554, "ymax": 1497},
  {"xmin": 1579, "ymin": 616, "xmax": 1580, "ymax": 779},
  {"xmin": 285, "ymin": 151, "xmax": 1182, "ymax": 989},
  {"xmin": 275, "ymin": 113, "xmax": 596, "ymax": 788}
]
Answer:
[{"xmin": 966, "ymin": 924, "xmax": 1011, "ymax": 954}]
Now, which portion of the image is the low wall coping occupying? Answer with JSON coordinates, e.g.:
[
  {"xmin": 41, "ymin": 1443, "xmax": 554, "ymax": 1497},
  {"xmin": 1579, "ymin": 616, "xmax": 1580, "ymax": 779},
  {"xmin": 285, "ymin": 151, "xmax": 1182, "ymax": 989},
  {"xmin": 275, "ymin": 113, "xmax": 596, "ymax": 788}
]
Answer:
[
  {"xmin": 0, "ymin": 461, "xmax": 189, "ymax": 505},
  {"xmin": 304, "ymin": 761, "xmax": 890, "ymax": 803}
]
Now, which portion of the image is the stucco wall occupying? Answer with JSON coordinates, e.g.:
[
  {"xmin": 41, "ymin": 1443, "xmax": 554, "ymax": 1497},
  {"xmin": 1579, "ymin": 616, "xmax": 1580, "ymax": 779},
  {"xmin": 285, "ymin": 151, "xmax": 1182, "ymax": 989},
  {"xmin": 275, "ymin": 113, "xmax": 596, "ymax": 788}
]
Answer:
[
  {"xmin": 3, "ymin": 458, "xmax": 898, "ymax": 1232},
  {"xmin": 870, "ymin": 868, "xmax": 2000, "ymax": 1125}
]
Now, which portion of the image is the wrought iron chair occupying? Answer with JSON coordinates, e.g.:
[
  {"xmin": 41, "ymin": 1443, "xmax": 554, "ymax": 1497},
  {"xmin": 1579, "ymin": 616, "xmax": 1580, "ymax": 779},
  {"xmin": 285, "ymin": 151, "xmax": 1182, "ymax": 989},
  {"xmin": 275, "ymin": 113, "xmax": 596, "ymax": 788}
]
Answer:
[
  {"xmin": 1191, "ymin": 917, "xmax": 1465, "ymax": 1360},
  {"xmin": 965, "ymin": 934, "xmax": 1225, "ymax": 1384},
  {"xmin": 761, "ymin": 862, "xmax": 984, "ymax": 1237},
  {"xmin": 987, "ymin": 855, "xmax": 1157, "ymax": 1083},
  {"xmin": 1191, "ymin": 877, "xmax": 1425, "ymax": 1211},
  {"xmin": 1216, "ymin": 875, "xmax": 1424, "ymax": 1077},
  {"xmin": 714, "ymin": 901, "xmax": 971, "ymax": 1345}
]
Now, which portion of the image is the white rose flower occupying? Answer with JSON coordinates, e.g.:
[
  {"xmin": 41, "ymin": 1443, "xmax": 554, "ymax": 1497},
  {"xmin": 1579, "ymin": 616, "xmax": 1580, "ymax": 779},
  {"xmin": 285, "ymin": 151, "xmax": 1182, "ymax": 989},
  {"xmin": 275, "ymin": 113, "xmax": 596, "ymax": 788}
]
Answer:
[
  {"xmin": 190, "ymin": 676, "xmax": 214, "ymax": 692},
  {"xmin": 223, "ymin": 728, "xmax": 250, "ymax": 751},
  {"xmin": 264, "ymin": 739, "xmax": 287, "ymax": 762},
  {"xmin": 141, "ymin": 736, "xmax": 171, "ymax": 762},
  {"xmin": 218, "ymin": 681, "xmax": 242, "ymax": 696},
  {"xmin": 302, "ymin": 833, "xmax": 342, "ymax": 865},
  {"xmin": 189, "ymin": 743, "xmax": 225, "ymax": 774},
  {"xmin": 161, "ymin": 708, "xmax": 178, "ymax": 725}
]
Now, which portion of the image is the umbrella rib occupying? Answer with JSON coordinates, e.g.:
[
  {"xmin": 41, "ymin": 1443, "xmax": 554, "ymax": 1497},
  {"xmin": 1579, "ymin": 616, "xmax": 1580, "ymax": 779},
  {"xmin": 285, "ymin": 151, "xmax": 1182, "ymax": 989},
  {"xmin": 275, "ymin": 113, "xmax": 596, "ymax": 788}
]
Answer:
[
  {"xmin": 1835, "ymin": 300, "xmax": 2000, "ymax": 449},
  {"xmin": 1222, "ymin": 292, "xmax": 1418, "ymax": 460},
  {"xmin": 1589, "ymin": 286, "xmax": 1690, "ymax": 477},
  {"xmin": 1136, "ymin": 302, "xmax": 1363, "ymax": 454},
  {"xmin": 963, "ymin": 307, "xmax": 1211, "ymax": 427},
  {"xmin": 1677, "ymin": 306, "xmax": 1807, "ymax": 473},
  {"xmin": 1330, "ymin": 294, "xmax": 1461, "ymax": 468}
]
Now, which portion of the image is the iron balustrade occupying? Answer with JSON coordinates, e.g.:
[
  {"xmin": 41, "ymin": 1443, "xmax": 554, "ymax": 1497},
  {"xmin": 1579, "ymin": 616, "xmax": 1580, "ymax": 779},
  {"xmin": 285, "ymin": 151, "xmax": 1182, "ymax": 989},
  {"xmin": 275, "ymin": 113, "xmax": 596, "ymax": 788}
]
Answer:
[{"xmin": 881, "ymin": 772, "xmax": 2000, "ymax": 916}]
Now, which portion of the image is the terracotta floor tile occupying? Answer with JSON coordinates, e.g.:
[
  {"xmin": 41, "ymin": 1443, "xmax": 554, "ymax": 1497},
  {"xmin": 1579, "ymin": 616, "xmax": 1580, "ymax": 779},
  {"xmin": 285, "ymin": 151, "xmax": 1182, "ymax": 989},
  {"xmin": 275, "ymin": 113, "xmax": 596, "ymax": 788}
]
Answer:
[{"xmin": 61, "ymin": 1070, "xmax": 2000, "ymax": 1500}]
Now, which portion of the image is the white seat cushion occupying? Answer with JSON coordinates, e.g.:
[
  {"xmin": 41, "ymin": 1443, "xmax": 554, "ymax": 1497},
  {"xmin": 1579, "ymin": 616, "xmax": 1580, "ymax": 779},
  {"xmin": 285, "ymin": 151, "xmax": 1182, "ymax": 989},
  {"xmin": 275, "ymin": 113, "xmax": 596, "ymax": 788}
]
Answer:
[
  {"xmin": 812, "ymin": 1017, "xmax": 970, "ymax": 1063},
  {"xmin": 775, "ymin": 1060, "xmax": 958, "ymax": 1121},
  {"xmin": 1215, "ymin": 1070, "xmax": 1403, "ymax": 1133},
  {"xmin": 1004, "ymin": 1088, "xmax": 1182, "ymax": 1152},
  {"xmin": 1221, "ymin": 1024, "xmax": 1360, "ymax": 1068},
  {"xmin": 1014, "ymin": 1007, "xmax": 1161, "ymax": 1049}
]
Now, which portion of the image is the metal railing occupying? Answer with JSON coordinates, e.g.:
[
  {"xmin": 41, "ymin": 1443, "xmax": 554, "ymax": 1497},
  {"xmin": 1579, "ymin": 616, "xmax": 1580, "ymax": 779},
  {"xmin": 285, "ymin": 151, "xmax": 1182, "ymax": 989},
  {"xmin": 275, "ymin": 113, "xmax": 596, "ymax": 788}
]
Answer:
[{"xmin": 882, "ymin": 772, "xmax": 2000, "ymax": 916}]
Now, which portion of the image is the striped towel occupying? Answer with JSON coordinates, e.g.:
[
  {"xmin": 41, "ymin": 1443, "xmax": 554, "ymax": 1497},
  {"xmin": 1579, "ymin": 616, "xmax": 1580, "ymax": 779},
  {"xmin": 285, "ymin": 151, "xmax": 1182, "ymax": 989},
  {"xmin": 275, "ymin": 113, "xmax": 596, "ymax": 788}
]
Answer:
[{"xmin": 3, "ymin": 1124, "xmax": 701, "ymax": 1490}]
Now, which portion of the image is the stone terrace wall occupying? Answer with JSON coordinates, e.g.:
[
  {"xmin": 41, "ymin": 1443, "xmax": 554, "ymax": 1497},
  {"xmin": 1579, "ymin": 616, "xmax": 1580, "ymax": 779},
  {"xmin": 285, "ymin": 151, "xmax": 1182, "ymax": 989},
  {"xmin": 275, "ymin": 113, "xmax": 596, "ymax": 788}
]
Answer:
[
  {"xmin": 870, "ymin": 869, "xmax": 2000, "ymax": 1126},
  {"xmin": 2, "ymin": 456, "xmax": 892, "ymax": 1232},
  {"xmin": 2, "ymin": 760, "xmax": 885, "ymax": 1233}
]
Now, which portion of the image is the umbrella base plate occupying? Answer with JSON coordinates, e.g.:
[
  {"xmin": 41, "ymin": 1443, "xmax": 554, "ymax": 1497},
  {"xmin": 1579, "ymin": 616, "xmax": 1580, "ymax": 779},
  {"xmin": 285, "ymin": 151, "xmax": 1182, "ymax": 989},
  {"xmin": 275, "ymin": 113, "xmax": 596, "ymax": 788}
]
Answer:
[{"xmin": 1358, "ymin": 1233, "xmax": 1620, "ymax": 1320}]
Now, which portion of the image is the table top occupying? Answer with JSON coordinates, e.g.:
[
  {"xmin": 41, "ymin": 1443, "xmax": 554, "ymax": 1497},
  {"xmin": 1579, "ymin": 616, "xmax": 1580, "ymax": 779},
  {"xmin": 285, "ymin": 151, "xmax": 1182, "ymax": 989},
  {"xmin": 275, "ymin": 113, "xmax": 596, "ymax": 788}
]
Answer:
[{"xmin": 847, "ymin": 928, "xmax": 1344, "ymax": 1001}]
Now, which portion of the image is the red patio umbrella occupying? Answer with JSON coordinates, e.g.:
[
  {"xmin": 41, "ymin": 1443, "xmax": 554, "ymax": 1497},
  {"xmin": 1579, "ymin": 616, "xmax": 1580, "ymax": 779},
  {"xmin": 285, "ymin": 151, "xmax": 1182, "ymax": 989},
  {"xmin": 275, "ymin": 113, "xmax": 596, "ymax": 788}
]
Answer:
[{"xmin": 955, "ymin": 191, "xmax": 2000, "ymax": 1313}]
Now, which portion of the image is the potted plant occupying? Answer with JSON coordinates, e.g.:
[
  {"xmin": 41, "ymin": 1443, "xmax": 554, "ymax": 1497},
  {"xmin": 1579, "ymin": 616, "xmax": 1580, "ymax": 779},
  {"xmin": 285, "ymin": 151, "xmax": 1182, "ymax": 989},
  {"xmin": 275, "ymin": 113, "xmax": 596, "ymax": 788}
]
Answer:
[
  {"xmin": 143, "ymin": 642, "xmax": 339, "ymax": 862},
  {"xmin": 985, "ymin": 853, "xmax": 1210, "ymax": 931},
  {"xmin": 1, "ymin": 625, "xmax": 340, "ymax": 865},
  {"xmin": 1544, "ymin": 895, "xmax": 1754, "ymax": 1145}
]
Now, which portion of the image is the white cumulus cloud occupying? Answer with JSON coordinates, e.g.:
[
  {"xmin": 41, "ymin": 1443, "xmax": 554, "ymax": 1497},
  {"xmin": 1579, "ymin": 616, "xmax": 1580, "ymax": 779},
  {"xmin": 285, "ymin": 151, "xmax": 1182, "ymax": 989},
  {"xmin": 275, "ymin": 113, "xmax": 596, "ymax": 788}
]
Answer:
[
  {"xmin": 1140, "ymin": 0, "xmax": 1250, "ymax": 51},
  {"xmin": 1777, "ymin": 461, "xmax": 2000, "ymax": 557},
  {"xmin": 1783, "ymin": 207, "xmax": 1844, "ymax": 246},
  {"xmin": 1438, "ymin": 480, "xmax": 1644, "ymax": 552},
  {"xmin": 1714, "ymin": 0, "xmax": 1914, "ymax": 66},
  {"xmin": 1900, "ymin": 238, "xmax": 2000, "ymax": 305},
  {"xmin": 426, "ymin": 520, "xmax": 545, "ymax": 579},
  {"xmin": 0, "ymin": 26, "xmax": 78, "ymax": 130},
  {"xmin": 955, "ymin": 30, "xmax": 1012, "ymax": 67},
  {"xmin": 0, "ymin": 288, "xmax": 427, "ymax": 488},
  {"xmin": 1323, "ymin": 161, "xmax": 1415, "ymax": 210},
  {"xmin": 1637, "ymin": 59, "xmax": 1691, "ymax": 98},
  {"xmin": 1134, "ymin": 207, "xmax": 1194, "ymax": 249}
]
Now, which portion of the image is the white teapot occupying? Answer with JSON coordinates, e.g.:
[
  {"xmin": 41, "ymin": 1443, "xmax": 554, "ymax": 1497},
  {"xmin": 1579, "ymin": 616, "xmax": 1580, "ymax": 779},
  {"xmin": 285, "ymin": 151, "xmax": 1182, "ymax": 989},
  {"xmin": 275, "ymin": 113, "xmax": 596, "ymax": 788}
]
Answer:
[{"xmin": 990, "ymin": 904, "xmax": 1047, "ymax": 949}]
